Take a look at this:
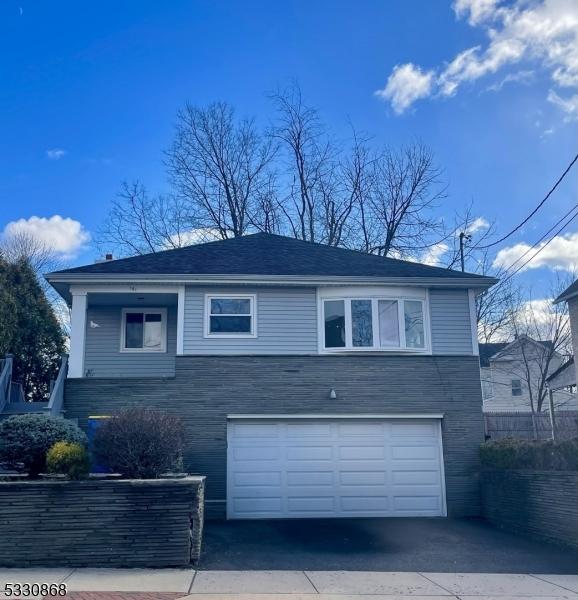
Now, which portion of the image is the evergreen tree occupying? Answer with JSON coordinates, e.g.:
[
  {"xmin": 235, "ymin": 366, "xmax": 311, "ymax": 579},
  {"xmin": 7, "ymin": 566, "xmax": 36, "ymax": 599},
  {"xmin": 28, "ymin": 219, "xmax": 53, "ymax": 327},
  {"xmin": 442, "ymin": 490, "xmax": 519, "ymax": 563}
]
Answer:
[{"xmin": 0, "ymin": 256, "xmax": 65, "ymax": 401}]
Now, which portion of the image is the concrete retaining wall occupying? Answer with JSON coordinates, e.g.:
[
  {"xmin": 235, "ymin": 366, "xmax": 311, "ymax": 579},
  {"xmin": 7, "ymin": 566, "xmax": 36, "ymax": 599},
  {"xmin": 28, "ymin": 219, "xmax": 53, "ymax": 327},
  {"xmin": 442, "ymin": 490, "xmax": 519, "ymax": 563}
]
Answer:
[
  {"xmin": 481, "ymin": 470, "xmax": 578, "ymax": 547},
  {"xmin": 0, "ymin": 476, "xmax": 205, "ymax": 567}
]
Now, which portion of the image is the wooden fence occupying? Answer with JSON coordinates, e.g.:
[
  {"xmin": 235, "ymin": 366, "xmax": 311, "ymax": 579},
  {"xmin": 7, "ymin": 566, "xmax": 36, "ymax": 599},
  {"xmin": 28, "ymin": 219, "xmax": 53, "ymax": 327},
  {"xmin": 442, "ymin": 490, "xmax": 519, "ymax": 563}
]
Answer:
[{"xmin": 484, "ymin": 411, "xmax": 578, "ymax": 441}]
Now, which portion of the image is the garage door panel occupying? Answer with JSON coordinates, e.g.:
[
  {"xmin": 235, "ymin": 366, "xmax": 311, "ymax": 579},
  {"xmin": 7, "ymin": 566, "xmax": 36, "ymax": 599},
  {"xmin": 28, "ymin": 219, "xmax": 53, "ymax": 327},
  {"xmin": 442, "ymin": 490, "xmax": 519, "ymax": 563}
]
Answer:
[
  {"xmin": 233, "ymin": 446, "xmax": 281, "ymax": 460},
  {"xmin": 341, "ymin": 496, "xmax": 389, "ymax": 512},
  {"xmin": 287, "ymin": 496, "xmax": 335, "ymax": 512},
  {"xmin": 337, "ymin": 422, "xmax": 387, "ymax": 436},
  {"xmin": 339, "ymin": 445, "xmax": 385, "ymax": 460},
  {"xmin": 392, "ymin": 470, "xmax": 440, "ymax": 485},
  {"xmin": 233, "ymin": 471, "xmax": 282, "ymax": 486},
  {"xmin": 390, "ymin": 444, "xmax": 438, "ymax": 460},
  {"xmin": 233, "ymin": 497, "xmax": 282, "ymax": 515},
  {"xmin": 340, "ymin": 471, "xmax": 387, "ymax": 485},
  {"xmin": 227, "ymin": 419, "xmax": 445, "ymax": 519},
  {"xmin": 287, "ymin": 471, "xmax": 334, "ymax": 485},
  {"xmin": 286, "ymin": 423, "xmax": 332, "ymax": 437},
  {"xmin": 230, "ymin": 423, "xmax": 281, "ymax": 438},
  {"xmin": 393, "ymin": 495, "xmax": 441, "ymax": 511}
]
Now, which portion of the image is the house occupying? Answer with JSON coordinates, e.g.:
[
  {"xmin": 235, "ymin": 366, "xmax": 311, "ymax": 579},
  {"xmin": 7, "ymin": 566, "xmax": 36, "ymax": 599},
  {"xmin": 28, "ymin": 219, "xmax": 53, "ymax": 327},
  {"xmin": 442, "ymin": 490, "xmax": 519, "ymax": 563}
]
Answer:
[
  {"xmin": 550, "ymin": 279, "xmax": 578, "ymax": 389},
  {"xmin": 480, "ymin": 336, "xmax": 576, "ymax": 413},
  {"xmin": 46, "ymin": 232, "xmax": 496, "ymax": 520}
]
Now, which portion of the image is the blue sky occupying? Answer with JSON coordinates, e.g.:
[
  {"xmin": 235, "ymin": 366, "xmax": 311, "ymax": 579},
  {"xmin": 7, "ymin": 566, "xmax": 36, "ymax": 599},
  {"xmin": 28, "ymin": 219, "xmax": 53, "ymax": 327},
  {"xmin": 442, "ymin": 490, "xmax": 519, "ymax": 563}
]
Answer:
[{"xmin": 0, "ymin": 0, "xmax": 576, "ymax": 297}]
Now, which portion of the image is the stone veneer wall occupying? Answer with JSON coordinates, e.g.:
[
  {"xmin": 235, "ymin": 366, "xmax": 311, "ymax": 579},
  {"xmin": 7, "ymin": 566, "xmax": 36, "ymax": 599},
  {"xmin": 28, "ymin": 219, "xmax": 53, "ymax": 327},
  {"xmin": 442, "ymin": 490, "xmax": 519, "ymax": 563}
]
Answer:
[
  {"xmin": 66, "ymin": 355, "xmax": 485, "ymax": 519},
  {"xmin": 481, "ymin": 470, "xmax": 578, "ymax": 547},
  {"xmin": 0, "ymin": 477, "xmax": 205, "ymax": 567}
]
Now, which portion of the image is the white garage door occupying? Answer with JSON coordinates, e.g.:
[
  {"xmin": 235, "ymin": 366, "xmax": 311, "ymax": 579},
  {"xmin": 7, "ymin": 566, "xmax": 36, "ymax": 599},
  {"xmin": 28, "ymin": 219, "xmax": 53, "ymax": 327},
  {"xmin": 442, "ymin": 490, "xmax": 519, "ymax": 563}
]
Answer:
[{"xmin": 227, "ymin": 418, "xmax": 446, "ymax": 519}]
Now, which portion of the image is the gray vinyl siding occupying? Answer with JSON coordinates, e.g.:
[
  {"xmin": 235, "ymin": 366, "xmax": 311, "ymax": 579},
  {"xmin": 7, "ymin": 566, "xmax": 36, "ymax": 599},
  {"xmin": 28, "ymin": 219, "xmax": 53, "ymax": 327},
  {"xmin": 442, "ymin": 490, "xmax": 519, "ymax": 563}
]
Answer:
[
  {"xmin": 84, "ymin": 305, "xmax": 177, "ymax": 377},
  {"xmin": 183, "ymin": 286, "xmax": 318, "ymax": 355},
  {"xmin": 429, "ymin": 288, "xmax": 474, "ymax": 355}
]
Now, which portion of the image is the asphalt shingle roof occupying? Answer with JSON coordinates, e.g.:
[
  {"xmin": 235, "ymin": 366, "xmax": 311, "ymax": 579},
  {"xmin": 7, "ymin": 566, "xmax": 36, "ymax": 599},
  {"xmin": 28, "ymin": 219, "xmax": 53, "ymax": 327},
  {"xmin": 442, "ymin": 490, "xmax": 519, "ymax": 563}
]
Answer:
[{"xmin": 51, "ymin": 233, "xmax": 494, "ymax": 281}]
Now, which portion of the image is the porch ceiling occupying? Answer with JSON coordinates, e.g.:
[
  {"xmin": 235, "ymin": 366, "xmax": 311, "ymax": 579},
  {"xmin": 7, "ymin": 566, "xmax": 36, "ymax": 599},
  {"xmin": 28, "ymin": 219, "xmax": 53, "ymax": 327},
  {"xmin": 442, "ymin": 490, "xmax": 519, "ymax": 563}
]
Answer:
[{"xmin": 87, "ymin": 292, "xmax": 178, "ymax": 306}]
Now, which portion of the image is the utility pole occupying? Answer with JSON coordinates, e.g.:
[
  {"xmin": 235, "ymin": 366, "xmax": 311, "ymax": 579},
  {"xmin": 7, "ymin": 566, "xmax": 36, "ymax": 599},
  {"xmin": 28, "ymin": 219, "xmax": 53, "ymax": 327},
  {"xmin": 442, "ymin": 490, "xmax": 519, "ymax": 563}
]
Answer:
[{"xmin": 459, "ymin": 232, "xmax": 469, "ymax": 272}]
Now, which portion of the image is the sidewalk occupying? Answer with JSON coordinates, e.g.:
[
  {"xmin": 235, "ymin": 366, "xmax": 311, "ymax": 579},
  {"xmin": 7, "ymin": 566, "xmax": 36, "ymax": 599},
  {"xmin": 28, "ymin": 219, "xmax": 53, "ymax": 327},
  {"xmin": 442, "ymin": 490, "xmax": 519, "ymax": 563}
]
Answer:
[{"xmin": 1, "ymin": 569, "xmax": 577, "ymax": 599}]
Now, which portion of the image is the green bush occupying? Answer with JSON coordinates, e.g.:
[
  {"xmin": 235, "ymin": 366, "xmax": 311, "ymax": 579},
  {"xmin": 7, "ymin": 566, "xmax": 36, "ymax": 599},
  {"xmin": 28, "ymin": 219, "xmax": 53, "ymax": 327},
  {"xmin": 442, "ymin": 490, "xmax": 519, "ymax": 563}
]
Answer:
[
  {"xmin": 46, "ymin": 441, "xmax": 90, "ymax": 480},
  {"xmin": 93, "ymin": 407, "xmax": 184, "ymax": 479},
  {"xmin": 0, "ymin": 414, "xmax": 87, "ymax": 477},
  {"xmin": 480, "ymin": 437, "xmax": 578, "ymax": 471}
]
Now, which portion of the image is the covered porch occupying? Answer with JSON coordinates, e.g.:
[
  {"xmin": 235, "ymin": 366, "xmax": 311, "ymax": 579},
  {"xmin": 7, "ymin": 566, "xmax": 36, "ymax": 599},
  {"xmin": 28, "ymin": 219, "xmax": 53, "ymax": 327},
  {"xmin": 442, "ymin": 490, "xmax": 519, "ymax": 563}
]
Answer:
[{"xmin": 66, "ymin": 285, "xmax": 184, "ymax": 378}]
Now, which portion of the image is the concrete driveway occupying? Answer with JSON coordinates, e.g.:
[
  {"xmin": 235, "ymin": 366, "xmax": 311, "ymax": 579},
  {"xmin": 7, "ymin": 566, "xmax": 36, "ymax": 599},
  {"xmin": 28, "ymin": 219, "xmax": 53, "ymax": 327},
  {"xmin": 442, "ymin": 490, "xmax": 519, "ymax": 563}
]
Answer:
[{"xmin": 201, "ymin": 517, "xmax": 578, "ymax": 573}]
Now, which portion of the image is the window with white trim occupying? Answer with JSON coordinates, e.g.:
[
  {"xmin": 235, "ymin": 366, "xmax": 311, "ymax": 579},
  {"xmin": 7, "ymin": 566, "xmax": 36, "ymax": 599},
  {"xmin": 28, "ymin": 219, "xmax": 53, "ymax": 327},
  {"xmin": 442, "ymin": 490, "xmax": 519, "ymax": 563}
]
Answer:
[
  {"xmin": 322, "ymin": 297, "xmax": 427, "ymax": 351},
  {"xmin": 121, "ymin": 308, "xmax": 167, "ymax": 352},
  {"xmin": 206, "ymin": 295, "xmax": 256, "ymax": 337}
]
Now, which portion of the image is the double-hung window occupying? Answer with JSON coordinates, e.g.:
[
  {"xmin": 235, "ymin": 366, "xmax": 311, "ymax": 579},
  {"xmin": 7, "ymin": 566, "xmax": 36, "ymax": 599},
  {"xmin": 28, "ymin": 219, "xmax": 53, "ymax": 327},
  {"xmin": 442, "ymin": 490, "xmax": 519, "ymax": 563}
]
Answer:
[
  {"xmin": 205, "ymin": 295, "xmax": 256, "ymax": 337},
  {"xmin": 322, "ymin": 297, "xmax": 427, "ymax": 352},
  {"xmin": 121, "ymin": 308, "xmax": 167, "ymax": 352}
]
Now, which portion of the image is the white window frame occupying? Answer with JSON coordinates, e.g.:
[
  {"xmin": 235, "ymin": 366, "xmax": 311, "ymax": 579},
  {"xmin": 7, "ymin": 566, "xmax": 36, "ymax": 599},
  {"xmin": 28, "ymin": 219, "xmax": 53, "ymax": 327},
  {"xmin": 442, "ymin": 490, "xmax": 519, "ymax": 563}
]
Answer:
[
  {"xmin": 120, "ymin": 307, "xmax": 167, "ymax": 353},
  {"xmin": 204, "ymin": 294, "xmax": 257, "ymax": 338},
  {"xmin": 320, "ymin": 296, "xmax": 430, "ymax": 353}
]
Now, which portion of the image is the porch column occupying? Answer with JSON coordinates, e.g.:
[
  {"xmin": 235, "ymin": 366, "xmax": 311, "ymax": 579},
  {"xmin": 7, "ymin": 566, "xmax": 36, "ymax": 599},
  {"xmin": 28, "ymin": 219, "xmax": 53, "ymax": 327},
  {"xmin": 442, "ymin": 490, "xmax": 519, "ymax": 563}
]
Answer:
[
  {"xmin": 176, "ymin": 285, "xmax": 185, "ymax": 355},
  {"xmin": 68, "ymin": 291, "xmax": 87, "ymax": 378}
]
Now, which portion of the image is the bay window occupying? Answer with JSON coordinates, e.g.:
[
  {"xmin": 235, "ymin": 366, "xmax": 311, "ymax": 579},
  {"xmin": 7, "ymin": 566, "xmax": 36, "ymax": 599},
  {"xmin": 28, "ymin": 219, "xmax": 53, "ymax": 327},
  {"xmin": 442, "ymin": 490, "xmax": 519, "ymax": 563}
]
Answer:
[{"xmin": 322, "ymin": 297, "xmax": 427, "ymax": 351}]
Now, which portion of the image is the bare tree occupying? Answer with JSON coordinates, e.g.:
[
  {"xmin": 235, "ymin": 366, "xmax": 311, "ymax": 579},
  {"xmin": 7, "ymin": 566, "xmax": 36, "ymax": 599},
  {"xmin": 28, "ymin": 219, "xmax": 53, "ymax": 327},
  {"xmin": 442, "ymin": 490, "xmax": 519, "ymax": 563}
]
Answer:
[
  {"xmin": 489, "ymin": 277, "xmax": 573, "ymax": 437},
  {"xmin": 166, "ymin": 102, "xmax": 276, "ymax": 239},
  {"xmin": 362, "ymin": 143, "xmax": 446, "ymax": 258},
  {"xmin": 0, "ymin": 230, "xmax": 63, "ymax": 275},
  {"xmin": 96, "ymin": 181, "xmax": 196, "ymax": 256}
]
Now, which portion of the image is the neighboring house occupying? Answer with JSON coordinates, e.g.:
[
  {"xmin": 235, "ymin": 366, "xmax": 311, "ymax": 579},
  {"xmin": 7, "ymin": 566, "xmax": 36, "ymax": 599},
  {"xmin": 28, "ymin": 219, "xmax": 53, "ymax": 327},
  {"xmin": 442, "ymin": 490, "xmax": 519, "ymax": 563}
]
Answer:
[
  {"xmin": 552, "ymin": 279, "xmax": 578, "ymax": 388},
  {"xmin": 480, "ymin": 336, "xmax": 576, "ymax": 413},
  {"xmin": 46, "ymin": 233, "xmax": 495, "ymax": 520}
]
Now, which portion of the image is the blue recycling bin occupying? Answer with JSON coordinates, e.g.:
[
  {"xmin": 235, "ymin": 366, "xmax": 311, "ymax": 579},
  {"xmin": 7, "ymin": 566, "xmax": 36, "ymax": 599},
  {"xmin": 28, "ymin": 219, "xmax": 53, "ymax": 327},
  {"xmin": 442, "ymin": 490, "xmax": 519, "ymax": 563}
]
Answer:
[{"xmin": 87, "ymin": 415, "xmax": 111, "ymax": 473}]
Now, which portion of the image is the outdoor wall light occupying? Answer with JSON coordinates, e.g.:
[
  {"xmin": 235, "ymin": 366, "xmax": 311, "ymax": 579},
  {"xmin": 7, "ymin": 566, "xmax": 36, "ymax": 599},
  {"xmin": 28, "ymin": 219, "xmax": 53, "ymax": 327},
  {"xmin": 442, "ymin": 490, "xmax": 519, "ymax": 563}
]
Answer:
[{"xmin": 329, "ymin": 388, "xmax": 337, "ymax": 399}]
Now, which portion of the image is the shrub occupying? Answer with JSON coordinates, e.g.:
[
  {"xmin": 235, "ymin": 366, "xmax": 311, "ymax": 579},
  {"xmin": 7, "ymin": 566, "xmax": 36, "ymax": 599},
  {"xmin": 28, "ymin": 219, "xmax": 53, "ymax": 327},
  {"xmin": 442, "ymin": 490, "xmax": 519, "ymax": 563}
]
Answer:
[
  {"xmin": 93, "ymin": 407, "xmax": 185, "ymax": 479},
  {"xmin": 0, "ymin": 414, "xmax": 87, "ymax": 476},
  {"xmin": 46, "ymin": 441, "xmax": 90, "ymax": 480},
  {"xmin": 480, "ymin": 437, "xmax": 578, "ymax": 471}
]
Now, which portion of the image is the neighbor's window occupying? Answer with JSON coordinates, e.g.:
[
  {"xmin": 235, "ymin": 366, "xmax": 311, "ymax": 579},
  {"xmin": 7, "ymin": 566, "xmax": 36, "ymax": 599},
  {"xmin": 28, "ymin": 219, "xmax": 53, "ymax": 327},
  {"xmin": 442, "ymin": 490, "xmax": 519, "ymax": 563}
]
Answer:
[
  {"xmin": 511, "ymin": 379, "xmax": 522, "ymax": 396},
  {"xmin": 121, "ymin": 309, "xmax": 167, "ymax": 352},
  {"xmin": 206, "ymin": 295, "xmax": 255, "ymax": 336},
  {"xmin": 322, "ymin": 297, "xmax": 426, "ymax": 352}
]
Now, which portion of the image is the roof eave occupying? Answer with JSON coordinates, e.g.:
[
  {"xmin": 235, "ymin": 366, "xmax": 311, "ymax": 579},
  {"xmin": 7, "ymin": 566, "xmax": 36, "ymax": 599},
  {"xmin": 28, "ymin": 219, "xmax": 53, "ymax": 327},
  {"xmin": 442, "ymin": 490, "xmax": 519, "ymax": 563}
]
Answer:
[{"xmin": 45, "ymin": 272, "xmax": 498, "ymax": 288}]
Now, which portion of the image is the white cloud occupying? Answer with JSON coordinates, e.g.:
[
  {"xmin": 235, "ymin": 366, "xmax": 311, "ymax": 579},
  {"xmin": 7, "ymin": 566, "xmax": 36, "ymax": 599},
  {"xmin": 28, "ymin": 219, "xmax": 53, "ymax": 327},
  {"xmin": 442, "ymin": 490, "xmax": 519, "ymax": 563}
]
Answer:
[
  {"xmin": 2, "ymin": 215, "xmax": 90, "ymax": 258},
  {"xmin": 453, "ymin": 0, "xmax": 503, "ymax": 25},
  {"xmin": 46, "ymin": 148, "xmax": 67, "ymax": 160},
  {"xmin": 465, "ymin": 216, "xmax": 490, "ymax": 235},
  {"xmin": 485, "ymin": 69, "xmax": 535, "ymax": 92},
  {"xmin": 420, "ymin": 242, "xmax": 450, "ymax": 266},
  {"xmin": 376, "ymin": 0, "xmax": 578, "ymax": 119},
  {"xmin": 375, "ymin": 63, "xmax": 435, "ymax": 114},
  {"xmin": 165, "ymin": 227, "xmax": 223, "ymax": 248},
  {"xmin": 492, "ymin": 231, "xmax": 578, "ymax": 273}
]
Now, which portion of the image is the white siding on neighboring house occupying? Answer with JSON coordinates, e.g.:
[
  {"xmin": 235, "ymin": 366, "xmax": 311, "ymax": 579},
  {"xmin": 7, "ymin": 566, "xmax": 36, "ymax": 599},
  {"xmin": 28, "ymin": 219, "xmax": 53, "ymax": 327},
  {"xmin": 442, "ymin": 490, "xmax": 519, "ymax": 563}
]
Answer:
[
  {"xmin": 183, "ymin": 286, "xmax": 319, "ymax": 355},
  {"xmin": 429, "ymin": 289, "xmax": 474, "ymax": 355},
  {"xmin": 84, "ymin": 305, "xmax": 177, "ymax": 377},
  {"xmin": 481, "ymin": 346, "xmax": 577, "ymax": 413}
]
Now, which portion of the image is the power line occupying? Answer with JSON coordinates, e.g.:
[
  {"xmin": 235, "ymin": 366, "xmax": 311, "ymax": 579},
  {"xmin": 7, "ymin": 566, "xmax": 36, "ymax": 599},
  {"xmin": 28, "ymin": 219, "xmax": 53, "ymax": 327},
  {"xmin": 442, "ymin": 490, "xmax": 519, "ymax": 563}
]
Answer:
[
  {"xmin": 497, "ymin": 204, "xmax": 578, "ymax": 275},
  {"xmin": 476, "ymin": 152, "xmax": 578, "ymax": 250},
  {"xmin": 497, "ymin": 209, "xmax": 577, "ymax": 287}
]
